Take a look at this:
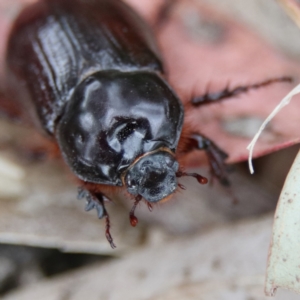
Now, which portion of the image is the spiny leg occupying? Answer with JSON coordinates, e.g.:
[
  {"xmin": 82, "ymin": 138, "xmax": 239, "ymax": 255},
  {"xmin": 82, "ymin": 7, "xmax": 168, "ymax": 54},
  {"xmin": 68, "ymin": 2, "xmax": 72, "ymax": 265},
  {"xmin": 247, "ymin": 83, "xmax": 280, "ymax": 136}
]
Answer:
[
  {"xmin": 187, "ymin": 77, "xmax": 292, "ymax": 183},
  {"xmin": 192, "ymin": 76, "xmax": 292, "ymax": 106},
  {"xmin": 77, "ymin": 187, "xmax": 116, "ymax": 249}
]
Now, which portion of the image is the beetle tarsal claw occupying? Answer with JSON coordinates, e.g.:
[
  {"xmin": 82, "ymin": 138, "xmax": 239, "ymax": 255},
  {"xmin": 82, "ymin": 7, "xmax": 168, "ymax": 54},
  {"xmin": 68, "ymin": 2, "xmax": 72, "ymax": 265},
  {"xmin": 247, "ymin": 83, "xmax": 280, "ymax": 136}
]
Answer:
[
  {"xmin": 77, "ymin": 187, "xmax": 116, "ymax": 247},
  {"xmin": 79, "ymin": 191, "xmax": 107, "ymax": 219},
  {"xmin": 85, "ymin": 198, "xmax": 96, "ymax": 212},
  {"xmin": 78, "ymin": 188, "xmax": 108, "ymax": 216},
  {"xmin": 77, "ymin": 187, "xmax": 87, "ymax": 199},
  {"xmin": 105, "ymin": 214, "xmax": 116, "ymax": 249},
  {"xmin": 96, "ymin": 204, "xmax": 105, "ymax": 219}
]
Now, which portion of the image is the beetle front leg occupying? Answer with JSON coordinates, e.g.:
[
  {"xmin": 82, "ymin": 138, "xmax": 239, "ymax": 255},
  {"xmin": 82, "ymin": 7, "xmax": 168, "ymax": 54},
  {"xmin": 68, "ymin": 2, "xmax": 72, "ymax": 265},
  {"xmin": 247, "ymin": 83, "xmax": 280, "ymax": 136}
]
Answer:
[
  {"xmin": 191, "ymin": 76, "xmax": 292, "ymax": 106},
  {"xmin": 77, "ymin": 188, "xmax": 116, "ymax": 249}
]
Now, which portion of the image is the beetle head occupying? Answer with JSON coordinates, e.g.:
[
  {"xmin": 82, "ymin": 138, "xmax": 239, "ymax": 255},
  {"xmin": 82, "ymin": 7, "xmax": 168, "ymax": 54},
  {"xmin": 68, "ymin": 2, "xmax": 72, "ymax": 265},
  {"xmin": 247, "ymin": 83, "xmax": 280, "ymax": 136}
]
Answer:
[{"xmin": 125, "ymin": 151, "xmax": 179, "ymax": 203}]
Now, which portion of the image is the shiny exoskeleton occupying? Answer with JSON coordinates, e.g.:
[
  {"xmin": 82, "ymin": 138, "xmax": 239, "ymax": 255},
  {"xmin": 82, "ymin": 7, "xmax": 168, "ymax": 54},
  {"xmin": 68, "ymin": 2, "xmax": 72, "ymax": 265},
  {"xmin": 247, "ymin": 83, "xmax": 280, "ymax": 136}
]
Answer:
[{"xmin": 4, "ymin": 0, "xmax": 291, "ymax": 247}]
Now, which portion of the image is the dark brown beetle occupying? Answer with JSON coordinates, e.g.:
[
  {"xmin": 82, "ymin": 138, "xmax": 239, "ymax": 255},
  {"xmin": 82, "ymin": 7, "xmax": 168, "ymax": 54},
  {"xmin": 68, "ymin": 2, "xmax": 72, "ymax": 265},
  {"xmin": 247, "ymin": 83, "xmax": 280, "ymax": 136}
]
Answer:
[{"xmin": 3, "ymin": 0, "xmax": 291, "ymax": 247}]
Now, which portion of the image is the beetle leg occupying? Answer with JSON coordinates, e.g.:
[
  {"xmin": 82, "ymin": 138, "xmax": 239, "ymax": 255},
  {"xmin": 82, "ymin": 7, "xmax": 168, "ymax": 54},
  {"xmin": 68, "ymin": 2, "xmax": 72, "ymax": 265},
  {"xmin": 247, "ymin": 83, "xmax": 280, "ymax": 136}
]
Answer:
[
  {"xmin": 77, "ymin": 188, "xmax": 116, "ymax": 248},
  {"xmin": 191, "ymin": 76, "xmax": 292, "ymax": 106},
  {"xmin": 182, "ymin": 134, "xmax": 230, "ymax": 186}
]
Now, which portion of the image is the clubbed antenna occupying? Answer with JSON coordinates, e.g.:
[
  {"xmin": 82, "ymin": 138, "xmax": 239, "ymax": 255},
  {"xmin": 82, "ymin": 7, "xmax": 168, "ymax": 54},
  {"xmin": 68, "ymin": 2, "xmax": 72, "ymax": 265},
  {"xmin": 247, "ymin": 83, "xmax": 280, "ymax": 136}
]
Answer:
[
  {"xmin": 129, "ymin": 195, "xmax": 142, "ymax": 227},
  {"xmin": 176, "ymin": 171, "xmax": 208, "ymax": 184}
]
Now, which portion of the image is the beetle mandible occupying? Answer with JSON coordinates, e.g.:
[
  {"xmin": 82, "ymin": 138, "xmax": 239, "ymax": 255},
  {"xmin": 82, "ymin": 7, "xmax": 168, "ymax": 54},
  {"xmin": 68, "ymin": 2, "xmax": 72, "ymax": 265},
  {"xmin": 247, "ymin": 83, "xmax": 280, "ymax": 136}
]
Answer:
[{"xmin": 3, "ymin": 0, "xmax": 291, "ymax": 247}]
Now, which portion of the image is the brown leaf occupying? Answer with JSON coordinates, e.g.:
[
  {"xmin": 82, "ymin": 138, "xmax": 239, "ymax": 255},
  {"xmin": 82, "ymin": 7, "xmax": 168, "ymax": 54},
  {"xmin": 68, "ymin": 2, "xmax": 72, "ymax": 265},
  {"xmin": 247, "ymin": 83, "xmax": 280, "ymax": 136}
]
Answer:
[{"xmin": 127, "ymin": 0, "xmax": 300, "ymax": 164}]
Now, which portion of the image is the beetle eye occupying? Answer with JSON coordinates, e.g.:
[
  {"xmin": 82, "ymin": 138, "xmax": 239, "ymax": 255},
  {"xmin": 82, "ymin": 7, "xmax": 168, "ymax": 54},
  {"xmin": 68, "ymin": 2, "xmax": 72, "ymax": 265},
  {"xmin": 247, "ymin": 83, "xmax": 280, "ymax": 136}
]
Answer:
[{"xmin": 125, "ymin": 151, "xmax": 179, "ymax": 202}]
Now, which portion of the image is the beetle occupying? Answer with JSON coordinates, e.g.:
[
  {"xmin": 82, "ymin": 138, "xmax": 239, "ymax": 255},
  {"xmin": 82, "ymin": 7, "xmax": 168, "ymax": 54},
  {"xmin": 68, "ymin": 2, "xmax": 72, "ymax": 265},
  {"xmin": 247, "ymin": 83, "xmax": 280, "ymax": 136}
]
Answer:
[{"xmin": 2, "ymin": 0, "xmax": 291, "ymax": 248}]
